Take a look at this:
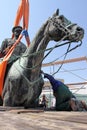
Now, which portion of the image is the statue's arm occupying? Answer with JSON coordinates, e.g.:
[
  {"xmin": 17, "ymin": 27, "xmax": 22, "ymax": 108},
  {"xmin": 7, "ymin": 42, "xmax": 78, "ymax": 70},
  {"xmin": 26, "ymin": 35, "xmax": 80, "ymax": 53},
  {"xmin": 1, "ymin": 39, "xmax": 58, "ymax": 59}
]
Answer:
[{"xmin": 0, "ymin": 39, "xmax": 8, "ymax": 53}]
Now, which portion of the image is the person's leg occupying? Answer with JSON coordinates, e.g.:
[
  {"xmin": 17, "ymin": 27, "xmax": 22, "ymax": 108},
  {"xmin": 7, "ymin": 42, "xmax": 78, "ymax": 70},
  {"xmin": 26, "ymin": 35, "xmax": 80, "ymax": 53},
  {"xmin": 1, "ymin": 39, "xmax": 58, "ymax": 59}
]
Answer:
[
  {"xmin": 81, "ymin": 100, "xmax": 87, "ymax": 110},
  {"xmin": 69, "ymin": 98, "xmax": 77, "ymax": 111}
]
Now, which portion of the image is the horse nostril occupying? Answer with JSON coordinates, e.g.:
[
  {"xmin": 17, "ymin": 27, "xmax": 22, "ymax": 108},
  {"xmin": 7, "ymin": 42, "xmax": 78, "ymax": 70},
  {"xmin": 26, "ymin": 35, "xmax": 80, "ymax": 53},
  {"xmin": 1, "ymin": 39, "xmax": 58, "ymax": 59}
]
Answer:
[
  {"xmin": 77, "ymin": 27, "xmax": 84, "ymax": 36},
  {"xmin": 77, "ymin": 27, "xmax": 82, "ymax": 32}
]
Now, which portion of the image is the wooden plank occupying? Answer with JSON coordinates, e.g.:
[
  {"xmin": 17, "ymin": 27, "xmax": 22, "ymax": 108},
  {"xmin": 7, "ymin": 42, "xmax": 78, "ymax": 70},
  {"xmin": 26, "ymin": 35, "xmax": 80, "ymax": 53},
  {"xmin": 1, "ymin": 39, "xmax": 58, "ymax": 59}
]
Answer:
[
  {"xmin": 0, "ymin": 110, "xmax": 87, "ymax": 130},
  {"xmin": 10, "ymin": 109, "xmax": 44, "ymax": 114},
  {"xmin": 0, "ymin": 106, "xmax": 44, "ymax": 113}
]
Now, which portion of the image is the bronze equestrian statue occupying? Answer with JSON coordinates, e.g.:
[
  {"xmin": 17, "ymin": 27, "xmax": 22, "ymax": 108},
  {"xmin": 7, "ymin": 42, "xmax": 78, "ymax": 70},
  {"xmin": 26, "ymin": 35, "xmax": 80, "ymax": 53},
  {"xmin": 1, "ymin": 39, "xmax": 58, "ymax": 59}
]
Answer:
[{"xmin": 1, "ymin": 9, "xmax": 84, "ymax": 107}]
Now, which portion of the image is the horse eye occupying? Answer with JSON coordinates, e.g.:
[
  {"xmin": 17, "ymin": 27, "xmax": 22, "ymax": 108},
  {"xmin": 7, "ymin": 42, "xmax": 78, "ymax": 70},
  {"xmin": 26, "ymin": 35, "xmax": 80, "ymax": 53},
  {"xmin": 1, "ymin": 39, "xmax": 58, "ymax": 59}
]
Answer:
[
  {"xmin": 77, "ymin": 27, "xmax": 82, "ymax": 31},
  {"xmin": 68, "ymin": 26, "xmax": 72, "ymax": 30},
  {"xmin": 59, "ymin": 15, "xmax": 64, "ymax": 20}
]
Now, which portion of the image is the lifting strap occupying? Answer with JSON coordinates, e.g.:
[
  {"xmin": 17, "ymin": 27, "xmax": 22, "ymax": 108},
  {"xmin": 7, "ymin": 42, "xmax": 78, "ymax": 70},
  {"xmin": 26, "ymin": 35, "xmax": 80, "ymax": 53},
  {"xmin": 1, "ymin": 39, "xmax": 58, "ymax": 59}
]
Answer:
[
  {"xmin": 14, "ymin": 0, "xmax": 29, "ymax": 30},
  {"xmin": 13, "ymin": 0, "xmax": 30, "ymax": 46}
]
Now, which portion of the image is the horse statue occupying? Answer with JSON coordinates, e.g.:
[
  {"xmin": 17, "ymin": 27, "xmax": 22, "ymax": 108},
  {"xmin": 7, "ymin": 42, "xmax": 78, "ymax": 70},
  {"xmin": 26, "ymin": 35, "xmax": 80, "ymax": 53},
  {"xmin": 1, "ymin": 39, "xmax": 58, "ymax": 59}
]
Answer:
[{"xmin": 2, "ymin": 9, "xmax": 84, "ymax": 107}]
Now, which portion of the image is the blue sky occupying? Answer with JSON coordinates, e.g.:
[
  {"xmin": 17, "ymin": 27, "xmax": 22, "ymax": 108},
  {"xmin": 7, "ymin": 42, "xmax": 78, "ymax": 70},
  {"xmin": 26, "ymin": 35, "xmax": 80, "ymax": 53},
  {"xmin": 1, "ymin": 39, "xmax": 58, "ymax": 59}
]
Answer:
[{"xmin": 0, "ymin": 0, "xmax": 87, "ymax": 84}]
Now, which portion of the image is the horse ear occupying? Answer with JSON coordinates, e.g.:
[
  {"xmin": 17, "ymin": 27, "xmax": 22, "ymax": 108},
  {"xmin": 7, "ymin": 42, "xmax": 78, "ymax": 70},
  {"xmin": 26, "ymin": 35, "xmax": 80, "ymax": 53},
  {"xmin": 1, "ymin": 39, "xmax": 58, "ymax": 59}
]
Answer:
[
  {"xmin": 53, "ymin": 9, "xmax": 59, "ymax": 17},
  {"xmin": 56, "ymin": 9, "xmax": 59, "ymax": 15}
]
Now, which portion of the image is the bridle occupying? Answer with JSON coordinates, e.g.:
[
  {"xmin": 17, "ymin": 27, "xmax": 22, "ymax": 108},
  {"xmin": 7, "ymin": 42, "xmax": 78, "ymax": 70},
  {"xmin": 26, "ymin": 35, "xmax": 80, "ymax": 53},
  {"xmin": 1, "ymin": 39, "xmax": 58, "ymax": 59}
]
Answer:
[
  {"xmin": 49, "ymin": 17, "xmax": 73, "ymax": 38},
  {"xmin": 49, "ymin": 16, "xmax": 83, "ymax": 43}
]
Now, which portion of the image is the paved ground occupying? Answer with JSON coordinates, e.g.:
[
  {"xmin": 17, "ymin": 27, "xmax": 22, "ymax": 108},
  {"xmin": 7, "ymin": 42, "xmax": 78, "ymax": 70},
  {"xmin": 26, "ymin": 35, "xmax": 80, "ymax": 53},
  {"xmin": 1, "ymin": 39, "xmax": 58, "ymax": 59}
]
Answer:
[{"xmin": 0, "ymin": 108, "xmax": 87, "ymax": 130}]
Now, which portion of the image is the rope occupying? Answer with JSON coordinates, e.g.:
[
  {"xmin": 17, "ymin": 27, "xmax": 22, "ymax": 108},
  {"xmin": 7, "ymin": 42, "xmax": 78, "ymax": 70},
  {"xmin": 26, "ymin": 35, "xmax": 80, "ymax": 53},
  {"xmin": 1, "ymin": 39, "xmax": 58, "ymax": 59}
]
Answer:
[
  {"xmin": 44, "ymin": 41, "xmax": 82, "ymax": 65},
  {"xmin": 52, "ymin": 42, "xmax": 71, "ymax": 76},
  {"xmin": 9, "ymin": 39, "xmax": 82, "ymax": 73},
  {"xmin": 18, "ymin": 36, "xmax": 71, "ymax": 70},
  {"xmin": 43, "ymin": 35, "xmax": 68, "ymax": 60},
  {"xmin": 45, "ymin": 41, "xmax": 82, "ymax": 76},
  {"xmin": 18, "ymin": 40, "xmax": 71, "ymax": 58},
  {"xmin": 62, "ymin": 66, "xmax": 87, "ymax": 95},
  {"xmin": 62, "ymin": 68, "xmax": 87, "ymax": 81},
  {"xmin": 72, "ymin": 85, "xmax": 86, "ymax": 94},
  {"xmin": 14, "ymin": 64, "xmax": 42, "ymax": 85}
]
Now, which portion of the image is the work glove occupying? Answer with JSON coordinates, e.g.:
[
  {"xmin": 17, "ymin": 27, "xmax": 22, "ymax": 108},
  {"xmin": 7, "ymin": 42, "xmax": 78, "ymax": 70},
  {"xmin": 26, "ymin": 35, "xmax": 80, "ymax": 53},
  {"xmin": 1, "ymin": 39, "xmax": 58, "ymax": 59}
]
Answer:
[
  {"xmin": 44, "ymin": 73, "xmax": 48, "ymax": 78},
  {"xmin": 21, "ymin": 29, "xmax": 29, "ymax": 37},
  {"xmin": 40, "ymin": 70, "xmax": 47, "ymax": 78}
]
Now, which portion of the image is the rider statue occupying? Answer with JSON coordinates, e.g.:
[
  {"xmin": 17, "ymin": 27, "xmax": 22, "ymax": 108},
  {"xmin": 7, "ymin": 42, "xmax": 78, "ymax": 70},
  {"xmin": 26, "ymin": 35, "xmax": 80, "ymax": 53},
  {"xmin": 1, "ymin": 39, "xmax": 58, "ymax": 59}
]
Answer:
[{"xmin": 0, "ymin": 26, "xmax": 26, "ymax": 62}]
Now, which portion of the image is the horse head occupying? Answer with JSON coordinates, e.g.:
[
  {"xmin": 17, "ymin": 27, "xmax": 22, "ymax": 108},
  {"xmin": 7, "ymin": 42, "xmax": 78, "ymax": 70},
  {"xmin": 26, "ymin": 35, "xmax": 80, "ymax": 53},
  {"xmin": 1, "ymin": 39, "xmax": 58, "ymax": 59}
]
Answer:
[{"xmin": 46, "ymin": 9, "xmax": 84, "ymax": 42}]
